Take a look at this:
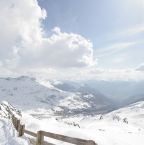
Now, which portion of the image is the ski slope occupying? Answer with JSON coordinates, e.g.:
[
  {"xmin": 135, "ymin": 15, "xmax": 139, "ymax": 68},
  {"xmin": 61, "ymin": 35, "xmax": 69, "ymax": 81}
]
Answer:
[
  {"xmin": 0, "ymin": 118, "xmax": 29, "ymax": 145},
  {"xmin": 22, "ymin": 101, "xmax": 144, "ymax": 145},
  {"xmin": 0, "ymin": 101, "xmax": 144, "ymax": 145}
]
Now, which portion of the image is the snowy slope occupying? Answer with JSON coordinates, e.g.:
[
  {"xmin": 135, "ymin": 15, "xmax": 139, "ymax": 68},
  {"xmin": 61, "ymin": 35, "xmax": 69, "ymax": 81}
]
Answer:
[
  {"xmin": 22, "ymin": 101, "xmax": 144, "ymax": 145},
  {"xmin": 0, "ymin": 101, "xmax": 29, "ymax": 145},
  {"xmin": 0, "ymin": 118, "xmax": 30, "ymax": 145},
  {"xmin": 124, "ymin": 94, "xmax": 144, "ymax": 106},
  {"xmin": 0, "ymin": 76, "xmax": 114, "ymax": 117},
  {"xmin": 1, "ymin": 94, "xmax": 144, "ymax": 145},
  {"xmin": 103, "ymin": 101, "xmax": 144, "ymax": 128}
]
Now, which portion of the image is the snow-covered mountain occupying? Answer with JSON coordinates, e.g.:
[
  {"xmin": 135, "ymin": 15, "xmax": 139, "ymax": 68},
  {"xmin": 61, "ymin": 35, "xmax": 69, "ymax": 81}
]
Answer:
[
  {"xmin": 84, "ymin": 80, "xmax": 144, "ymax": 102},
  {"xmin": 0, "ymin": 76, "xmax": 114, "ymax": 117},
  {"xmin": 52, "ymin": 80, "xmax": 144, "ymax": 106},
  {"xmin": 123, "ymin": 94, "xmax": 144, "ymax": 106},
  {"xmin": 51, "ymin": 80, "xmax": 116, "ymax": 114}
]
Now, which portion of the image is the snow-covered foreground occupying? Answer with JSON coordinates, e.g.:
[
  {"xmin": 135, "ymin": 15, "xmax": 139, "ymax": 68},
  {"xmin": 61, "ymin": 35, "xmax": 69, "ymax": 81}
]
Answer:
[
  {"xmin": 0, "ymin": 101, "xmax": 144, "ymax": 145},
  {"xmin": 22, "ymin": 101, "xmax": 144, "ymax": 145},
  {"xmin": 0, "ymin": 118, "xmax": 29, "ymax": 145}
]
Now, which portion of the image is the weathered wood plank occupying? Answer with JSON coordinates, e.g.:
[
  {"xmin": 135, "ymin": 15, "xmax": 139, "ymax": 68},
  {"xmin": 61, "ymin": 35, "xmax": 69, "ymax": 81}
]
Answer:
[
  {"xmin": 16, "ymin": 119, "xmax": 20, "ymax": 131},
  {"xmin": 41, "ymin": 131, "xmax": 97, "ymax": 145},
  {"xmin": 24, "ymin": 129, "xmax": 37, "ymax": 137}
]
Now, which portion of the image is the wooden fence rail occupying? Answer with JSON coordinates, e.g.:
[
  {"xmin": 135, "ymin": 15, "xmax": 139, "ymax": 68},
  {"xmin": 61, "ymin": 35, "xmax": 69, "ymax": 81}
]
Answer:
[{"xmin": 10, "ymin": 109, "xmax": 97, "ymax": 145}]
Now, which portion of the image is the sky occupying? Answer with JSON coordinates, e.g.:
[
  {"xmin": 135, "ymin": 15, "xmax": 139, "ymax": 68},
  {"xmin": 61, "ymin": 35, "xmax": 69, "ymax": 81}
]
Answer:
[{"xmin": 0, "ymin": 0, "xmax": 144, "ymax": 80}]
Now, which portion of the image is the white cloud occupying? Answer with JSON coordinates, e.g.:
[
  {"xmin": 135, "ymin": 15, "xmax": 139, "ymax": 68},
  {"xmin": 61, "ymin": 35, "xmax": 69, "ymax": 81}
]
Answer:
[
  {"xmin": 19, "ymin": 27, "xmax": 95, "ymax": 68},
  {"xmin": 96, "ymin": 42, "xmax": 136, "ymax": 58},
  {"xmin": 22, "ymin": 67, "xmax": 144, "ymax": 81},
  {"xmin": 107, "ymin": 24, "xmax": 144, "ymax": 42},
  {"xmin": 136, "ymin": 63, "xmax": 144, "ymax": 71},
  {"xmin": 74, "ymin": 68, "xmax": 144, "ymax": 81},
  {"xmin": 0, "ymin": 0, "xmax": 143, "ymax": 81},
  {"xmin": 0, "ymin": 0, "xmax": 46, "ymax": 66},
  {"xmin": 0, "ymin": 0, "xmax": 95, "ymax": 70}
]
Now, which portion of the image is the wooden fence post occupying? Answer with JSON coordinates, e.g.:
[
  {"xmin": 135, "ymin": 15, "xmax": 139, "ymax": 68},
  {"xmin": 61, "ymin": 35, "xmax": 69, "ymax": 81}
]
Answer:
[
  {"xmin": 36, "ymin": 131, "xmax": 44, "ymax": 145},
  {"xmin": 18, "ymin": 124, "xmax": 25, "ymax": 137},
  {"xmin": 13, "ymin": 116, "xmax": 16, "ymax": 129},
  {"xmin": 12, "ymin": 115, "xmax": 14, "ymax": 126},
  {"xmin": 16, "ymin": 119, "xmax": 20, "ymax": 131}
]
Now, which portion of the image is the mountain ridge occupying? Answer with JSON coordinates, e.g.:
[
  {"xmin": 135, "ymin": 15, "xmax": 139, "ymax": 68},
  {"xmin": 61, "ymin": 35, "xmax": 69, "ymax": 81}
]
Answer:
[{"xmin": 0, "ymin": 76, "xmax": 115, "ymax": 117}]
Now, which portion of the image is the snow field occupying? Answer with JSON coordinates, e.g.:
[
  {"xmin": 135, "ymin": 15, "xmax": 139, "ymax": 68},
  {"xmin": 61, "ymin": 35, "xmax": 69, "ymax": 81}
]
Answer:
[{"xmin": 0, "ymin": 118, "xmax": 30, "ymax": 145}]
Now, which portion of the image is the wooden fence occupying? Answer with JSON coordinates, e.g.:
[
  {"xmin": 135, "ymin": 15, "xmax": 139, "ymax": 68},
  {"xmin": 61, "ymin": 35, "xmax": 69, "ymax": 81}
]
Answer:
[{"xmin": 11, "ymin": 112, "xmax": 97, "ymax": 145}]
